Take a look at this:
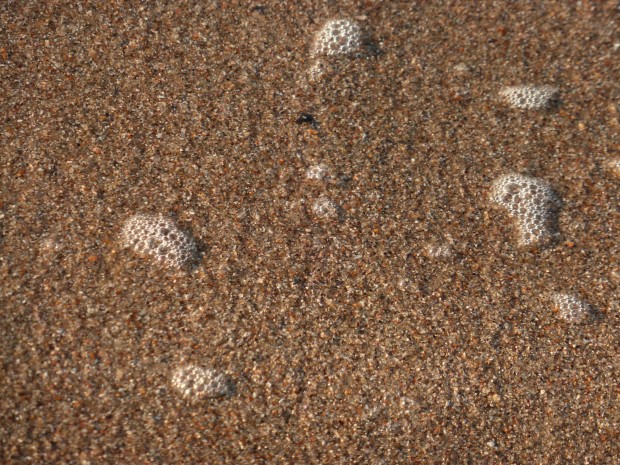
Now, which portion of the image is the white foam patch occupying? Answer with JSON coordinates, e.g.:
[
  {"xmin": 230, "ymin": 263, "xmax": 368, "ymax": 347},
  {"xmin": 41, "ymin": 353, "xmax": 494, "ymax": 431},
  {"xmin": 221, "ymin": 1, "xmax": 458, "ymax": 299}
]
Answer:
[
  {"xmin": 312, "ymin": 197, "xmax": 339, "ymax": 218},
  {"xmin": 491, "ymin": 173, "xmax": 562, "ymax": 247},
  {"xmin": 552, "ymin": 293, "xmax": 594, "ymax": 322},
  {"xmin": 313, "ymin": 19, "xmax": 362, "ymax": 56},
  {"xmin": 121, "ymin": 213, "xmax": 197, "ymax": 269},
  {"xmin": 499, "ymin": 85, "xmax": 559, "ymax": 109},
  {"xmin": 171, "ymin": 365, "xmax": 231, "ymax": 399}
]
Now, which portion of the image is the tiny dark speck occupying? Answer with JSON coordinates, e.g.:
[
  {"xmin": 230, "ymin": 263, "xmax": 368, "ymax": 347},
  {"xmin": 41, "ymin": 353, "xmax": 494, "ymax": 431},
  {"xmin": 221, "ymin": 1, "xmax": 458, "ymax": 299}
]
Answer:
[{"xmin": 296, "ymin": 113, "xmax": 318, "ymax": 128}]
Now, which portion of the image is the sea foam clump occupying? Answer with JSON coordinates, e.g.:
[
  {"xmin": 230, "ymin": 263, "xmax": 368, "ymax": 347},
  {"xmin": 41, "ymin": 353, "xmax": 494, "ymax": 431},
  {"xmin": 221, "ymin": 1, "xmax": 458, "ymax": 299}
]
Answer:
[
  {"xmin": 171, "ymin": 365, "xmax": 231, "ymax": 399},
  {"xmin": 424, "ymin": 243, "xmax": 453, "ymax": 259},
  {"xmin": 313, "ymin": 19, "xmax": 362, "ymax": 56},
  {"xmin": 552, "ymin": 293, "xmax": 594, "ymax": 322},
  {"xmin": 491, "ymin": 173, "xmax": 562, "ymax": 247},
  {"xmin": 121, "ymin": 213, "xmax": 197, "ymax": 269},
  {"xmin": 306, "ymin": 164, "xmax": 330, "ymax": 181},
  {"xmin": 312, "ymin": 197, "xmax": 339, "ymax": 219},
  {"xmin": 499, "ymin": 85, "xmax": 559, "ymax": 109}
]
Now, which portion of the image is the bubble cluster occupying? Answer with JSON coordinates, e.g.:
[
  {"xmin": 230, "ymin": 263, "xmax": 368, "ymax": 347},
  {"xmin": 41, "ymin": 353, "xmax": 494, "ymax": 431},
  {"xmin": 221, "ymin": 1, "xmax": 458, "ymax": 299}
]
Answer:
[
  {"xmin": 552, "ymin": 293, "xmax": 594, "ymax": 322},
  {"xmin": 491, "ymin": 173, "xmax": 562, "ymax": 246},
  {"xmin": 424, "ymin": 243, "xmax": 453, "ymax": 259},
  {"xmin": 312, "ymin": 197, "xmax": 339, "ymax": 219},
  {"xmin": 453, "ymin": 62, "xmax": 471, "ymax": 74},
  {"xmin": 121, "ymin": 213, "xmax": 197, "ymax": 269},
  {"xmin": 39, "ymin": 235, "xmax": 64, "ymax": 255},
  {"xmin": 499, "ymin": 85, "xmax": 559, "ymax": 109},
  {"xmin": 306, "ymin": 164, "xmax": 330, "ymax": 181},
  {"xmin": 171, "ymin": 365, "xmax": 231, "ymax": 399},
  {"xmin": 313, "ymin": 19, "xmax": 362, "ymax": 56}
]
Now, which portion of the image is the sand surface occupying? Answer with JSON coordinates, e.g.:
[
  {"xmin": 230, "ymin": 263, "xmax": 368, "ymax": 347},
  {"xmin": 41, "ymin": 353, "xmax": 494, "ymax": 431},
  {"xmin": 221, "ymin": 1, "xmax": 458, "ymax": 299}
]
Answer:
[{"xmin": 1, "ymin": 1, "xmax": 619, "ymax": 463}]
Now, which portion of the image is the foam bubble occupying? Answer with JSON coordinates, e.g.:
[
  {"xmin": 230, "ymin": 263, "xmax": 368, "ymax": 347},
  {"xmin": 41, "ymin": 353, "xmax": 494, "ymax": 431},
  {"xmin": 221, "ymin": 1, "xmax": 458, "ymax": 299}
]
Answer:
[
  {"xmin": 171, "ymin": 365, "xmax": 232, "ymax": 399},
  {"xmin": 491, "ymin": 173, "xmax": 562, "ymax": 247},
  {"xmin": 305, "ymin": 164, "xmax": 330, "ymax": 181},
  {"xmin": 499, "ymin": 85, "xmax": 559, "ymax": 109},
  {"xmin": 313, "ymin": 19, "xmax": 362, "ymax": 57},
  {"xmin": 121, "ymin": 213, "xmax": 198, "ymax": 269},
  {"xmin": 312, "ymin": 197, "xmax": 339, "ymax": 219},
  {"xmin": 552, "ymin": 293, "xmax": 594, "ymax": 322},
  {"xmin": 424, "ymin": 243, "xmax": 454, "ymax": 259}
]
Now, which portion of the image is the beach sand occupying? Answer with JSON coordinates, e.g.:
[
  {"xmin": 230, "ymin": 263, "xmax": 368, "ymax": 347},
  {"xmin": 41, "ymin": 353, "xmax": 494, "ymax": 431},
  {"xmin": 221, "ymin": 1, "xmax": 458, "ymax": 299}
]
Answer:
[{"xmin": 1, "ymin": 1, "xmax": 618, "ymax": 463}]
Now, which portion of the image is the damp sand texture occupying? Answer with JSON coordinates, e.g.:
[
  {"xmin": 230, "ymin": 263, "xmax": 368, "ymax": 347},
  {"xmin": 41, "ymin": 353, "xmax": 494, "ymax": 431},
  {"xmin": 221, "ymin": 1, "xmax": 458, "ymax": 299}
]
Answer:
[{"xmin": 1, "ymin": 1, "xmax": 619, "ymax": 464}]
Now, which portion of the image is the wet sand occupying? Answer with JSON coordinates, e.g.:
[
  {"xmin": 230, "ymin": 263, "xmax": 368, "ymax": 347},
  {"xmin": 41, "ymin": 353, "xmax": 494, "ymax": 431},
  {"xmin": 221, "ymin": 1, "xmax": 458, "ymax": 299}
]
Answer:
[{"xmin": 1, "ymin": 1, "xmax": 619, "ymax": 463}]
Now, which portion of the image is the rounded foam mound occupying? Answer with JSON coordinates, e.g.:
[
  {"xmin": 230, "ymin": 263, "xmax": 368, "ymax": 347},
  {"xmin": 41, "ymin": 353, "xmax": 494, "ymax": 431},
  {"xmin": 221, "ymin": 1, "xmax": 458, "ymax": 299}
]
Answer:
[
  {"xmin": 305, "ymin": 164, "xmax": 330, "ymax": 181},
  {"xmin": 491, "ymin": 173, "xmax": 562, "ymax": 247},
  {"xmin": 171, "ymin": 365, "xmax": 231, "ymax": 399},
  {"xmin": 312, "ymin": 197, "xmax": 338, "ymax": 219},
  {"xmin": 121, "ymin": 213, "xmax": 197, "ymax": 269},
  {"xmin": 424, "ymin": 243, "xmax": 453, "ymax": 259},
  {"xmin": 552, "ymin": 293, "xmax": 594, "ymax": 322},
  {"xmin": 499, "ymin": 85, "xmax": 559, "ymax": 109},
  {"xmin": 313, "ymin": 19, "xmax": 362, "ymax": 56}
]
